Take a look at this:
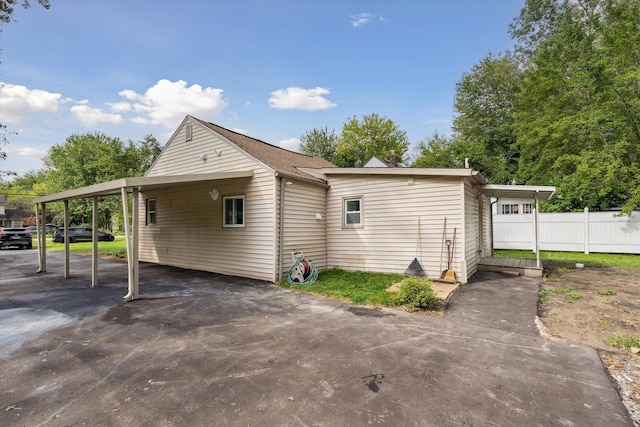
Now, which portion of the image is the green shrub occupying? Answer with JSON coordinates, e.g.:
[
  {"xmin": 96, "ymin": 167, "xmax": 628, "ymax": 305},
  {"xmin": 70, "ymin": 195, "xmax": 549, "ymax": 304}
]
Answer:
[{"xmin": 391, "ymin": 277, "xmax": 441, "ymax": 312}]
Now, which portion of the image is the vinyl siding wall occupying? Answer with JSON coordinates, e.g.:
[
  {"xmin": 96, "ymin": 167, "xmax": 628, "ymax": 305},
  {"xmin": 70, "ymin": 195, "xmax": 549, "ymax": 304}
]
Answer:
[
  {"xmin": 326, "ymin": 175, "xmax": 466, "ymax": 281},
  {"xmin": 481, "ymin": 195, "xmax": 493, "ymax": 257},
  {"xmin": 278, "ymin": 179, "xmax": 327, "ymax": 279},
  {"xmin": 139, "ymin": 119, "xmax": 277, "ymax": 282},
  {"xmin": 146, "ymin": 120, "xmax": 257, "ymax": 177},
  {"xmin": 463, "ymin": 181, "xmax": 481, "ymax": 279}
]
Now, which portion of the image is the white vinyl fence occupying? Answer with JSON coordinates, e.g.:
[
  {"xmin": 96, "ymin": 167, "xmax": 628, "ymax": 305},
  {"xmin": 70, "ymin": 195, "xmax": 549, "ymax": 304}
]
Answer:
[{"xmin": 493, "ymin": 209, "xmax": 640, "ymax": 254}]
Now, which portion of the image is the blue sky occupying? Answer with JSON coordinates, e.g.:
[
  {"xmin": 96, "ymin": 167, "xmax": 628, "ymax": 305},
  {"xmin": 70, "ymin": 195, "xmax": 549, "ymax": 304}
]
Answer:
[{"xmin": 1, "ymin": 0, "xmax": 524, "ymax": 178}]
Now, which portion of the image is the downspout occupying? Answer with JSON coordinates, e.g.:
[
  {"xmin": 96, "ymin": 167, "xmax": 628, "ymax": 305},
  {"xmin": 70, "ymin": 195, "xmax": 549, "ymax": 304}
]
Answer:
[
  {"xmin": 278, "ymin": 176, "xmax": 285, "ymax": 282},
  {"xmin": 490, "ymin": 199, "xmax": 498, "ymax": 257}
]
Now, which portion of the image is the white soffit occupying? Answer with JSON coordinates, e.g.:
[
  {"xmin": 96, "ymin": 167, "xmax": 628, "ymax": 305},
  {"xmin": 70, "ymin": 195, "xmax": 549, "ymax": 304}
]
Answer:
[{"xmin": 477, "ymin": 184, "xmax": 556, "ymax": 201}]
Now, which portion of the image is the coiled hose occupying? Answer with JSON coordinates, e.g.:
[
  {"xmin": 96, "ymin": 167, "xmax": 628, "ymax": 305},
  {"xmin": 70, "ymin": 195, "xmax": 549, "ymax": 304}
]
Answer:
[{"xmin": 286, "ymin": 252, "xmax": 318, "ymax": 285}]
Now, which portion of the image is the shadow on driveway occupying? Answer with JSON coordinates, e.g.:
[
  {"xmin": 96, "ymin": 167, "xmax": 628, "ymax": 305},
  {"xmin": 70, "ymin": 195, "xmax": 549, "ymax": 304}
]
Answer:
[{"xmin": 0, "ymin": 251, "xmax": 633, "ymax": 426}]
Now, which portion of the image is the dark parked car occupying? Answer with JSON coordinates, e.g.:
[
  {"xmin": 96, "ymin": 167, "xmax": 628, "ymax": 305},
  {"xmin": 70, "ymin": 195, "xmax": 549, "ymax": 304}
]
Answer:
[
  {"xmin": 26, "ymin": 224, "xmax": 56, "ymax": 234},
  {"xmin": 52, "ymin": 227, "xmax": 115, "ymax": 243},
  {"xmin": 0, "ymin": 227, "xmax": 33, "ymax": 249}
]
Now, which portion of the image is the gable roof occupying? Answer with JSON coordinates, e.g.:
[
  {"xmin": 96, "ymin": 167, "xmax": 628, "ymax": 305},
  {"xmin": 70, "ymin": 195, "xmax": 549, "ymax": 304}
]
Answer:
[
  {"xmin": 193, "ymin": 117, "xmax": 336, "ymax": 184},
  {"xmin": 5, "ymin": 209, "xmax": 32, "ymax": 220}
]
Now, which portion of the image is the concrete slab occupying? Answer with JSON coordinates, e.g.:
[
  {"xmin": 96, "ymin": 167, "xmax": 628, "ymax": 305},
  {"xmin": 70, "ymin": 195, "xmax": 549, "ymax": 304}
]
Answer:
[{"xmin": 0, "ymin": 250, "xmax": 633, "ymax": 426}]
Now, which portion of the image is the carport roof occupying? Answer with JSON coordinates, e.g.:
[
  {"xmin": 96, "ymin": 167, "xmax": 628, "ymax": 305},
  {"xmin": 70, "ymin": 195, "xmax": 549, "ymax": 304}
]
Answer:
[
  {"xmin": 477, "ymin": 184, "xmax": 556, "ymax": 201},
  {"xmin": 32, "ymin": 171, "xmax": 253, "ymax": 203}
]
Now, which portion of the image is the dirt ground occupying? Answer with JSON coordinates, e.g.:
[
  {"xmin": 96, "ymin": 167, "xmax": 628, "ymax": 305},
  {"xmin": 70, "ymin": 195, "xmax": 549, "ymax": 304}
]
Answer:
[{"xmin": 538, "ymin": 263, "xmax": 640, "ymax": 425}]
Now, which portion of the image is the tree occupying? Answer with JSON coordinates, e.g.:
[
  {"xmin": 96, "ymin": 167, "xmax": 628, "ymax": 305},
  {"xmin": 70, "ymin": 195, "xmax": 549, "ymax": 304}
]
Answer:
[
  {"xmin": 1, "ymin": 0, "xmax": 51, "ymax": 180},
  {"xmin": 0, "ymin": 0, "xmax": 50, "ymax": 24},
  {"xmin": 336, "ymin": 114, "xmax": 409, "ymax": 167},
  {"xmin": 412, "ymin": 132, "xmax": 459, "ymax": 168},
  {"xmin": 452, "ymin": 51, "xmax": 522, "ymax": 183},
  {"xmin": 0, "ymin": 124, "xmax": 18, "ymax": 181},
  {"xmin": 298, "ymin": 127, "xmax": 338, "ymax": 164},
  {"xmin": 42, "ymin": 132, "xmax": 162, "ymax": 227},
  {"xmin": 133, "ymin": 134, "xmax": 162, "ymax": 174},
  {"xmin": 511, "ymin": 0, "xmax": 640, "ymax": 213}
]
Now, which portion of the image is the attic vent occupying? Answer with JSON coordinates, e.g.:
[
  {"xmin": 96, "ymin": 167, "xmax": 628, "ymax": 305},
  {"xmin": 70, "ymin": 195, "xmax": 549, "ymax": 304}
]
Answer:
[{"xmin": 185, "ymin": 123, "xmax": 193, "ymax": 141}]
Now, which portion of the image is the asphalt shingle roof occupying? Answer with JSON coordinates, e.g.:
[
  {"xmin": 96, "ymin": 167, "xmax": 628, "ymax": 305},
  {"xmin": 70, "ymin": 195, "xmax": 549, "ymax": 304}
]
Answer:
[{"xmin": 194, "ymin": 118, "xmax": 336, "ymax": 184}]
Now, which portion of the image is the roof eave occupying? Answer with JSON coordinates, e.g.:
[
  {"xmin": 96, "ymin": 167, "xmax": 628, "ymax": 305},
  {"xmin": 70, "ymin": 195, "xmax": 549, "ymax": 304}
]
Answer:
[
  {"xmin": 33, "ymin": 171, "xmax": 254, "ymax": 204},
  {"xmin": 476, "ymin": 184, "xmax": 556, "ymax": 201}
]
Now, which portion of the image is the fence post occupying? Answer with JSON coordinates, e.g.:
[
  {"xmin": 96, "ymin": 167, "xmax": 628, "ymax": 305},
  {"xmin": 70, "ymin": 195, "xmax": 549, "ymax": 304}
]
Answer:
[{"xmin": 584, "ymin": 207, "xmax": 589, "ymax": 254}]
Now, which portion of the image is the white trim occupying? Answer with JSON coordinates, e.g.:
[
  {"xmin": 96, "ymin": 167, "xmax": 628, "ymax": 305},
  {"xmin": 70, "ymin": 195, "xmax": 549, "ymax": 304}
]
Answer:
[
  {"xmin": 145, "ymin": 197, "xmax": 157, "ymax": 226},
  {"xmin": 477, "ymin": 184, "xmax": 556, "ymax": 201},
  {"xmin": 300, "ymin": 167, "xmax": 488, "ymax": 185},
  {"xmin": 33, "ymin": 171, "xmax": 254, "ymax": 203},
  {"xmin": 223, "ymin": 195, "xmax": 245, "ymax": 227},
  {"xmin": 343, "ymin": 197, "xmax": 363, "ymax": 227}
]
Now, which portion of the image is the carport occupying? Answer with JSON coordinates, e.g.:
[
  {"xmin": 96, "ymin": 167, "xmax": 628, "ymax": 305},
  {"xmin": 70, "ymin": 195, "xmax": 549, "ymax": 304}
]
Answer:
[
  {"xmin": 32, "ymin": 171, "xmax": 253, "ymax": 301},
  {"xmin": 477, "ymin": 184, "xmax": 556, "ymax": 272}
]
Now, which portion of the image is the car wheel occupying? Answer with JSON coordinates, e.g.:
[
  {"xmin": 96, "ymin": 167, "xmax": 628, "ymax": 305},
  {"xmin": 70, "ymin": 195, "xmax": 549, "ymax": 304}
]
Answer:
[
  {"xmin": 26, "ymin": 243, "xmax": 32, "ymax": 250},
  {"xmin": 68, "ymin": 237, "xmax": 74, "ymax": 243}
]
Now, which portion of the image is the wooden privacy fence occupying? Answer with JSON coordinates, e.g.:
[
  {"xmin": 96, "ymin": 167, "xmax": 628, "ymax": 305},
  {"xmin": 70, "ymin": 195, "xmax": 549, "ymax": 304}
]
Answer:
[{"xmin": 493, "ymin": 209, "xmax": 640, "ymax": 254}]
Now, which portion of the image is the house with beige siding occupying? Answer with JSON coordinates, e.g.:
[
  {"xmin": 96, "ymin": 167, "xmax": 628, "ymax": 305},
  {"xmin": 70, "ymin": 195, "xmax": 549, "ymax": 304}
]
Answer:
[{"xmin": 33, "ymin": 115, "xmax": 555, "ymax": 300}]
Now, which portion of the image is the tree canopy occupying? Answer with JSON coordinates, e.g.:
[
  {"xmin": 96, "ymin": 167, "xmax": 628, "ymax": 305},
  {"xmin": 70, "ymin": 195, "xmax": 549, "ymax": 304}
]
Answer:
[
  {"xmin": 0, "ymin": 0, "xmax": 50, "ymax": 25},
  {"xmin": 40, "ymin": 133, "xmax": 161, "ymax": 227},
  {"xmin": 512, "ymin": 0, "xmax": 640, "ymax": 212},
  {"xmin": 300, "ymin": 114, "xmax": 409, "ymax": 167},
  {"xmin": 336, "ymin": 114, "xmax": 409, "ymax": 167},
  {"xmin": 298, "ymin": 126, "xmax": 339, "ymax": 164},
  {"xmin": 415, "ymin": 0, "xmax": 640, "ymax": 213}
]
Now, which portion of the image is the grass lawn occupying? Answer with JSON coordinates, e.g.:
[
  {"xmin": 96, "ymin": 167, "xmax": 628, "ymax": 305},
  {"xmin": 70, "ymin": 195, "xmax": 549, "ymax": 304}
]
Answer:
[
  {"xmin": 494, "ymin": 249, "xmax": 640, "ymax": 270},
  {"xmin": 279, "ymin": 269, "xmax": 404, "ymax": 306},
  {"xmin": 33, "ymin": 235, "xmax": 128, "ymax": 258}
]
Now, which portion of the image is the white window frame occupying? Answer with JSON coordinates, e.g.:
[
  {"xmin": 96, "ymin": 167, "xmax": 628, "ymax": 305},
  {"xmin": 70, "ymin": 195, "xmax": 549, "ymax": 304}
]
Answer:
[
  {"xmin": 501, "ymin": 204, "xmax": 519, "ymax": 215},
  {"xmin": 145, "ymin": 198, "xmax": 156, "ymax": 225},
  {"xmin": 185, "ymin": 123, "xmax": 193, "ymax": 141},
  {"xmin": 522, "ymin": 203, "xmax": 532, "ymax": 214},
  {"xmin": 343, "ymin": 197, "xmax": 363, "ymax": 227},
  {"xmin": 223, "ymin": 195, "xmax": 245, "ymax": 227}
]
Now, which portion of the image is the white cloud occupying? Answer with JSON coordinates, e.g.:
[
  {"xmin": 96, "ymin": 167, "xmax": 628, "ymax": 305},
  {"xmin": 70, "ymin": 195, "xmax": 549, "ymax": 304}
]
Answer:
[
  {"xmin": 117, "ymin": 79, "xmax": 227, "ymax": 129},
  {"xmin": 17, "ymin": 147, "xmax": 47, "ymax": 157},
  {"xmin": 0, "ymin": 83, "xmax": 62, "ymax": 123},
  {"xmin": 70, "ymin": 105, "xmax": 123, "ymax": 127},
  {"xmin": 107, "ymin": 101, "xmax": 132, "ymax": 113},
  {"xmin": 278, "ymin": 138, "xmax": 300, "ymax": 149},
  {"xmin": 349, "ymin": 12, "xmax": 385, "ymax": 27},
  {"xmin": 269, "ymin": 87, "xmax": 337, "ymax": 111}
]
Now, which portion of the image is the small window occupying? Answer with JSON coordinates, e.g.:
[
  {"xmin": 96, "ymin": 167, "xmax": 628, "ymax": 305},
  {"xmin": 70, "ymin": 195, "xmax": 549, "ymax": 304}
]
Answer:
[
  {"xmin": 223, "ymin": 195, "xmax": 245, "ymax": 227},
  {"xmin": 501, "ymin": 204, "xmax": 519, "ymax": 215},
  {"xmin": 146, "ymin": 198, "xmax": 156, "ymax": 225},
  {"xmin": 343, "ymin": 198, "xmax": 362, "ymax": 226},
  {"xmin": 185, "ymin": 123, "xmax": 193, "ymax": 141},
  {"xmin": 522, "ymin": 203, "xmax": 532, "ymax": 214}
]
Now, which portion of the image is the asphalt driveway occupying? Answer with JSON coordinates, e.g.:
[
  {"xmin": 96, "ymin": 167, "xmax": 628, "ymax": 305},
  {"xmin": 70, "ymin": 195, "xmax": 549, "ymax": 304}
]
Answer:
[{"xmin": 0, "ymin": 250, "xmax": 633, "ymax": 426}]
